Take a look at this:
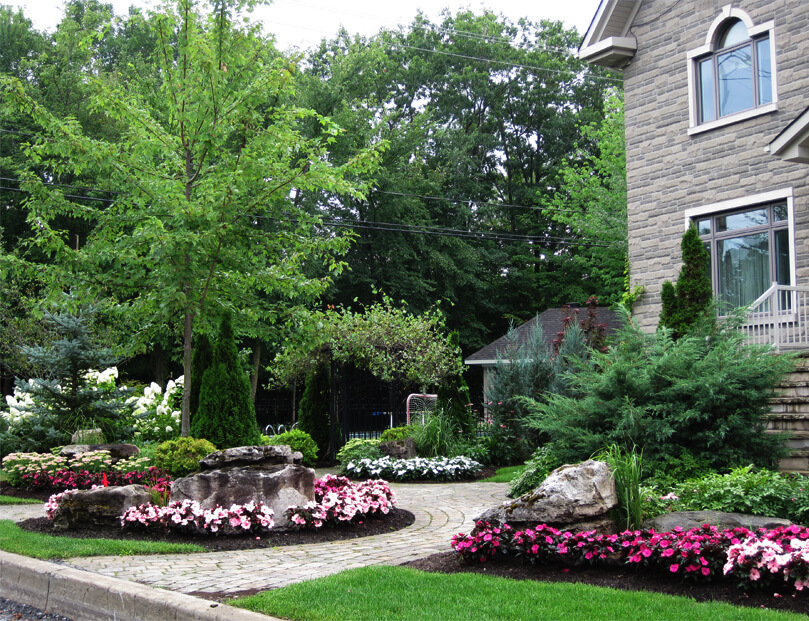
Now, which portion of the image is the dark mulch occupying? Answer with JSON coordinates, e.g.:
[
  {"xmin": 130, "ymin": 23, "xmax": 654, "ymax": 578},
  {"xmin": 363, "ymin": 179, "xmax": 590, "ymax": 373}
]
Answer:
[{"xmin": 403, "ymin": 552, "xmax": 809, "ymax": 617}]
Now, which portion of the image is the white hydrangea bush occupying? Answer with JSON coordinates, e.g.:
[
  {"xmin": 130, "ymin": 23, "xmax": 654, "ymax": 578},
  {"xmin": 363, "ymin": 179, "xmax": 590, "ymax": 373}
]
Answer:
[{"xmin": 127, "ymin": 376, "xmax": 183, "ymax": 444}]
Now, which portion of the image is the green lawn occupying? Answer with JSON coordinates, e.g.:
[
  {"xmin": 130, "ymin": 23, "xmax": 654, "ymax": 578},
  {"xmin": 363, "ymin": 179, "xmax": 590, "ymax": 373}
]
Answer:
[
  {"xmin": 0, "ymin": 495, "xmax": 39, "ymax": 505},
  {"xmin": 481, "ymin": 465, "xmax": 523, "ymax": 483},
  {"xmin": 232, "ymin": 566, "xmax": 804, "ymax": 621},
  {"xmin": 0, "ymin": 519, "xmax": 205, "ymax": 559}
]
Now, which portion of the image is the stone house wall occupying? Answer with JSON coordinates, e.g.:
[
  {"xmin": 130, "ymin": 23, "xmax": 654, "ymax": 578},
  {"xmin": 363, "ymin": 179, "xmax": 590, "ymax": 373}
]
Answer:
[{"xmin": 622, "ymin": 0, "xmax": 809, "ymax": 330}]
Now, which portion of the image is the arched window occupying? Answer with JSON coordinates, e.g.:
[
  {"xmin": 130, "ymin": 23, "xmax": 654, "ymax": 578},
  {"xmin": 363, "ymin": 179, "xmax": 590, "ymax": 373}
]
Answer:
[{"xmin": 687, "ymin": 9, "xmax": 776, "ymax": 132}]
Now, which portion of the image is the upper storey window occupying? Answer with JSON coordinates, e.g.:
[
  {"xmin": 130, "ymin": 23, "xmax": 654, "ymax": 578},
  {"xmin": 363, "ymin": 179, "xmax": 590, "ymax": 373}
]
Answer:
[{"xmin": 687, "ymin": 8, "xmax": 777, "ymax": 134}]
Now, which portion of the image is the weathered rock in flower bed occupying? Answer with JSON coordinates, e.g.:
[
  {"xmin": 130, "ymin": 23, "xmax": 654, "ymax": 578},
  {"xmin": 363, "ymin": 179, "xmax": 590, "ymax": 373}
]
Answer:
[
  {"xmin": 172, "ymin": 445, "xmax": 314, "ymax": 527},
  {"xmin": 60, "ymin": 443, "xmax": 140, "ymax": 463},
  {"xmin": 52, "ymin": 484, "xmax": 152, "ymax": 531},
  {"xmin": 476, "ymin": 459, "xmax": 618, "ymax": 533},
  {"xmin": 644, "ymin": 510, "xmax": 793, "ymax": 533},
  {"xmin": 198, "ymin": 444, "xmax": 302, "ymax": 469},
  {"xmin": 380, "ymin": 438, "xmax": 417, "ymax": 460}
]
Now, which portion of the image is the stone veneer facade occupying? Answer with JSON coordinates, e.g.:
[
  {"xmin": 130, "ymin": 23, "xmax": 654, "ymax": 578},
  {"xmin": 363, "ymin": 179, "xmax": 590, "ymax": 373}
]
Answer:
[{"xmin": 620, "ymin": 0, "xmax": 809, "ymax": 331}]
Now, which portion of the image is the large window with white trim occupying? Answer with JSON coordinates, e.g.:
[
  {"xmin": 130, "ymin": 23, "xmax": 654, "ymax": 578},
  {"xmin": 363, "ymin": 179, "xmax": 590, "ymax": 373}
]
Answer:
[
  {"xmin": 693, "ymin": 200, "xmax": 790, "ymax": 309},
  {"xmin": 687, "ymin": 8, "xmax": 777, "ymax": 133}
]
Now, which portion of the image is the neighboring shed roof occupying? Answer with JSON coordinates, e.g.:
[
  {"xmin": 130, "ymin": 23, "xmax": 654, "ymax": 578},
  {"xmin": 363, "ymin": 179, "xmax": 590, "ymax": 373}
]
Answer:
[{"xmin": 465, "ymin": 306, "xmax": 622, "ymax": 366}]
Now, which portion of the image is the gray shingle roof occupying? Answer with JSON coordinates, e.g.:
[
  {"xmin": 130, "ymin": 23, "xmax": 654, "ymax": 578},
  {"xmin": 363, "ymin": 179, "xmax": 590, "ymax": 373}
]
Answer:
[{"xmin": 465, "ymin": 306, "xmax": 622, "ymax": 365}]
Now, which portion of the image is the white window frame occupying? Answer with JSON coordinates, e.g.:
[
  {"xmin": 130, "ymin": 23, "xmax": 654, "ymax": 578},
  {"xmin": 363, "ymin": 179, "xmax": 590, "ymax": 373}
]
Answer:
[
  {"xmin": 683, "ymin": 188, "xmax": 796, "ymax": 314},
  {"xmin": 686, "ymin": 6, "xmax": 778, "ymax": 135}
]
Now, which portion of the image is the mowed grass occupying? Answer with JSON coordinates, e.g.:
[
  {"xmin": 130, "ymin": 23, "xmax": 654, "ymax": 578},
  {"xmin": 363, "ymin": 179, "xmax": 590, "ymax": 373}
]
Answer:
[
  {"xmin": 481, "ymin": 465, "xmax": 524, "ymax": 483},
  {"xmin": 0, "ymin": 495, "xmax": 39, "ymax": 505},
  {"xmin": 0, "ymin": 519, "xmax": 205, "ymax": 559},
  {"xmin": 232, "ymin": 566, "xmax": 805, "ymax": 621}
]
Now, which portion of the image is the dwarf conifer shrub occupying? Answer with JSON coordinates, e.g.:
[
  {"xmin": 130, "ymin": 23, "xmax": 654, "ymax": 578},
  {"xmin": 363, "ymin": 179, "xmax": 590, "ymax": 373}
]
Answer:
[
  {"xmin": 191, "ymin": 314, "xmax": 261, "ymax": 448},
  {"xmin": 521, "ymin": 309, "xmax": 793, "ymax": 477},
  {"xmin": 154, "ymin": 437, "xmax": 217, "ymax": 477},
  {"xmin": 266, "ymin": 429, "xmax": 318, "ymax": 466}
]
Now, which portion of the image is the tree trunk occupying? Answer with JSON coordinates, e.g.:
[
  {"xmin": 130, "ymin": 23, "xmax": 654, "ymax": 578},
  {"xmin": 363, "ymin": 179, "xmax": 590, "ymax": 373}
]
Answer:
[
  {"xmin": 181, "ymin": 304, "xmax": 193, "ymax": 437},
  {"xmin": 250, "ymin": 339, "xmax": 261, "ymax": 403}
]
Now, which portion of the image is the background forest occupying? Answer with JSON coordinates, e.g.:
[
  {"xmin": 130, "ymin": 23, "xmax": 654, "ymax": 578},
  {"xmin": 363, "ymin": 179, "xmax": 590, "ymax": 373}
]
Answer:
[{"xmin": 0, "ymin": 0, "xmax": 625, "ymax": 410}]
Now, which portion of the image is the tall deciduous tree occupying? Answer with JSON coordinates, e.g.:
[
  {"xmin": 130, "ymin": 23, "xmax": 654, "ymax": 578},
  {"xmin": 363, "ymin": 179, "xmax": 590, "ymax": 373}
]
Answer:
[{"xmin": 1, "ymin": 0, "xmax": 382, "ymax": 435}]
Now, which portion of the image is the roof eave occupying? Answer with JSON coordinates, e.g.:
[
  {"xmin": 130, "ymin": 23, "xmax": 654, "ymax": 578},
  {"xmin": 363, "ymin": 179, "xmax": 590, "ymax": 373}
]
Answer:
[
  {"xmin": 770, "ymin": 107, "xmax": 809, "ymax": 164},
  {"xmin": 578, "ymin": 36, "xmax": 637, "ymax": 69}
]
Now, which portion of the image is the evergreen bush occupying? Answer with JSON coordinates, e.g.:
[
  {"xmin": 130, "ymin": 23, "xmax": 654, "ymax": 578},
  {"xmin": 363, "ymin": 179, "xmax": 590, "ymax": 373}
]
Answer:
[
  {"xmin": 296, "ymin": 364, "xmax": 332, "ymax": 459},
  {"xmin": 154, "ymin": 437, "xmax": 217, "ymax": 477},
  {"xmin": 191, "ymin": 314, "xmax": 261, "ymax": 448},
  {"xmin": 521, "ymin": 309, "xmax": 793, "ymax": 476},
  {"xmin": 659, "ymin": 225, "xmax": 713, "ymax": 338},
  {"xmin": 190, "ymin": 332, "xmax": 214, "ymax": 420}
]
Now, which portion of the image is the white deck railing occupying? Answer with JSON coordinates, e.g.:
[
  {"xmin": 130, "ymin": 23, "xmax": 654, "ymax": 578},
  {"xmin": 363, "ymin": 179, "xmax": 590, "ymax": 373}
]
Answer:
[{"xmin": 740, "ymin": 283, "xmax": 809, "ymax": 350}]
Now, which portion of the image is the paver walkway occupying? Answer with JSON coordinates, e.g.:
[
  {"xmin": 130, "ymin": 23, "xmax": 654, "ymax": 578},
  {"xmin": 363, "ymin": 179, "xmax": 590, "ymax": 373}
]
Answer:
[{"xmin": 30, "ymin": 481, "xmax": 510, "ymax": 596}]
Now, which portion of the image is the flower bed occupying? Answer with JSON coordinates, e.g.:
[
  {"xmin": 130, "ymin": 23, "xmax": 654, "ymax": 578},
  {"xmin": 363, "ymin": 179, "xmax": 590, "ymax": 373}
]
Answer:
[
  {"xmin": 285, "ymin": 474, "xmax": 395, "ymax": 528},
  {"xmin": 44, "ymin": 475, "xmax": 396, "ymax": 538},
  {"xmin": 451, "ymin": 520, "xmax": 809, "ymax": 594},
  {"xmin": 344, "ymin": 455, "xmax": 481, "ymax": 481}
]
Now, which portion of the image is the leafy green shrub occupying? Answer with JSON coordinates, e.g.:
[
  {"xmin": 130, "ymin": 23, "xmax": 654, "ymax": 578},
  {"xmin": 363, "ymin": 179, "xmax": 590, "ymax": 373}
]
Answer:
[
  {"xmin": 154, "ymin": 437, "xmax": 217, "ymax": 477},
  {"xmin": 297, "ymin": 365, "xmax": 332, "ymax": 459},
  {"xmin": 521, "ymin": 309, "xmax": 793, "ymax": 477},
  {"xmin": 453, "ymin": 438, "xmax": 492, "ymax": 466},
  {"xmin": 507, "ymin": 445, "xmax": 562, "ymax": 498},
  {"xmin": 673, "ymin": 466, "xmax": 809, "ymax": 523},
  {"xmin": 336, "ymin": 439, "xmax": 382, "ymax": 470},
  {"xmin": 265, "ymin": 429, "xmax": 318, "ymax": 466},
  {"xmin": 380, "ymin": 426, "xmax": 415, "ymax": 443}
]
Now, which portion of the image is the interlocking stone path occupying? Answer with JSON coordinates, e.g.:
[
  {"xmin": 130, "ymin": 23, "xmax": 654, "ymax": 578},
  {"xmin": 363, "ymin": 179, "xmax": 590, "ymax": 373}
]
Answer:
[{"xmin": 49, "ymin": 480, "xmax": 509, "ymax": 595}]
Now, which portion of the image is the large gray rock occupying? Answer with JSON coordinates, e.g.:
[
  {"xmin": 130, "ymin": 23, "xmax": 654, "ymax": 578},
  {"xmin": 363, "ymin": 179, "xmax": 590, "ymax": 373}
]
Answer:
[
  {"xmin": 52, "ymin": 484, "xmax": 152, "ymax": 531},
  {"xmin": 60, "ymin": 443, "xmax": 140, "ymax": 463},
  {"xmin": 477, "ymin": 459, "xmax": 617, "ymax": 530},
  {"xmin": 644, "ymin": 511, "xmax": 793, "ymax": 533},
  {"xmin": 380, "ymin": 438, "xmax": 417, "ymax": 460},
  {"xmin": 199, "ymin": 445, "xmax": 302, "ymax": 470},
  {"xmin": 171, "ymin": 463, "xmax": 314, "ymax": 527}
]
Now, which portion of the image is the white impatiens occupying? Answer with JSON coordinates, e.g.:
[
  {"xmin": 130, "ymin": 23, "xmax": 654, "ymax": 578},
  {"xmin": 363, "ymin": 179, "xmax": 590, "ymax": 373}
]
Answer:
[{"xmin": 345, "ymin": 455, "xmax": 482, "ymax": 481}]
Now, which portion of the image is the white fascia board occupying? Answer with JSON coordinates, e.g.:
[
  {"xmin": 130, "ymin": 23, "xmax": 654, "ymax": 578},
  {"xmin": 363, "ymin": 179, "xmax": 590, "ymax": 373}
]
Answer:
[{"xmin": 770, "ymin": 108, "xmax": 809, "ymax": 164}]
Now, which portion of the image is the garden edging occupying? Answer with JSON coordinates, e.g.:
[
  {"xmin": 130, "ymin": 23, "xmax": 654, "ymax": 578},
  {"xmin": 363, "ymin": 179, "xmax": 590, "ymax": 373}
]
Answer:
[{"xmin": 0, "ymin": 550, "xmax": 275, "ymax": 621}]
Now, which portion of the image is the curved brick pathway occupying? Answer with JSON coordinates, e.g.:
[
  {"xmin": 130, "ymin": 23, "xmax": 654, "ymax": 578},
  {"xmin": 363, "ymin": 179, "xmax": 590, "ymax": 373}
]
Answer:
[{"xmin": 47, "ymin": 481, "xmax": 510, "ymax": 596}]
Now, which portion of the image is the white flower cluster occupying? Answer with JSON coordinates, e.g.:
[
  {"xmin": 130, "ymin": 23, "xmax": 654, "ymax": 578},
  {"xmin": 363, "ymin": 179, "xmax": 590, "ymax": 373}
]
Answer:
[
  {"xmin": 128, "ymin": 376, "xmax": 183, "ymax": 443},
  {"xmin": 345, "ymin": 455, "xmax": 482, "ymax": 481}
]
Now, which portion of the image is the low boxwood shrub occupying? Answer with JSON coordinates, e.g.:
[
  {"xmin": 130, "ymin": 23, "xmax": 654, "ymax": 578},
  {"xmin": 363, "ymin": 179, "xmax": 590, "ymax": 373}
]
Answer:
[
  {"xmin": 154, "ymin": 437, "xmax": 217, "ymax": 477},
  {"xmin": 336, "ymin": 439, "xmax": 383, "ymax": 471},
  {"xmin": 265, "ymin": 429, "xmax": 318, "ymax": 466}
]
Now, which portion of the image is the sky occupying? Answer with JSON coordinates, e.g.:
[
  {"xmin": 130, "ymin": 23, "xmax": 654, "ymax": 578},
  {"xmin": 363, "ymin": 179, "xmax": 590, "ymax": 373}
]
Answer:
[{"xmin": 9, "ymin": 0, "xmax": 601, "ymax": 52}]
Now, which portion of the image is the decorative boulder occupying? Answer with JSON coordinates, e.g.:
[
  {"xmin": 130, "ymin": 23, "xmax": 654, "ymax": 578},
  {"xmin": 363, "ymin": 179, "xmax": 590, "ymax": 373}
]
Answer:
[
  {"xmin": 60, "ymin": 443, "xmax": 140, "ymax": 463},
  {"xmin": 644, "ymin": 511, "xmax": 793, "ymax": 533},
  {"xmin": 172, "ymin": 445, "xmax": 314, "ymax": 527},
  {"xmin": 52, "ymin": 484, "xmax": 152, "ymax": 532},
  {"xmin": 380, "ymin": 438, "xmax": 417, "ymax": 460},
  {"xmin": 198, "ymin": 444, "xmax": 302, "ymax": 470},
  {"xmin": 71, "ymin": 428, "xmax": 105, "ymax": 444},
  {"xmin": 476, "ymin": 459, "xmax": 618, "ymax": 533}
]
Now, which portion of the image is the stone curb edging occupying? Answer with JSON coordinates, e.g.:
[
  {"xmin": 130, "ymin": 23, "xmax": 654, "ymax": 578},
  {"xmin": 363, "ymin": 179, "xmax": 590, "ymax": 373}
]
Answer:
[{"xmin": 0, "ymin": 550, "xmax": 277, "ymax": 621}]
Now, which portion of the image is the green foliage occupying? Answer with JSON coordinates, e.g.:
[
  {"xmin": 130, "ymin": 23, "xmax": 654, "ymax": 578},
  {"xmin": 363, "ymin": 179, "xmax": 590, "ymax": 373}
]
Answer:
[
  {"xmin": 597, "ymin": 445, "xmax": 644, "ymax": 531},
  {"xmin": 379, "ymin": 426, "xmax": 415, "ymax": 443},
  {"xmin": 507, "ymin": 446, "xmax": 563, "ymax": 498},
  {"xmin": 273, "ymin": 296, "xmax": 463, "ymax": 388},
  {"xmin": 659, "ymin": 226, "xmax": 714, "ymax": 338},
  {"xmin": 673, "ymin": 466, "xmax": 809, "ymax": 524},
  {"xmin": 521, "ymin": 309, "xmax": 793, "ymax": 477},
  {"xmin": 153, "ymin": 437, "xmax": 217, "ymax": 478},
  {"xmin": 191, "ymin": 315, "xmax": 261, "ymax": 449},
  {"xmin": 435, "ymin": 332, "xmax": 475, "ymax": 438},
  {"xmin": 412, "ymin": 409, "xmax": 461, "ymax": 458},
  {"xmin": 296, "ymin": 365, "xmax": 332, "ymax": 459},
  {"xmin": 190, "ymin": 333, "xmax": 214, "ymax": 419},
  {"xmin": 336, "ymin": 439, "xmax": 382, "ymax": 469},
  {"xmin": 265, "ymin": 429, "xmax": 318, "ymax": 466}
]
